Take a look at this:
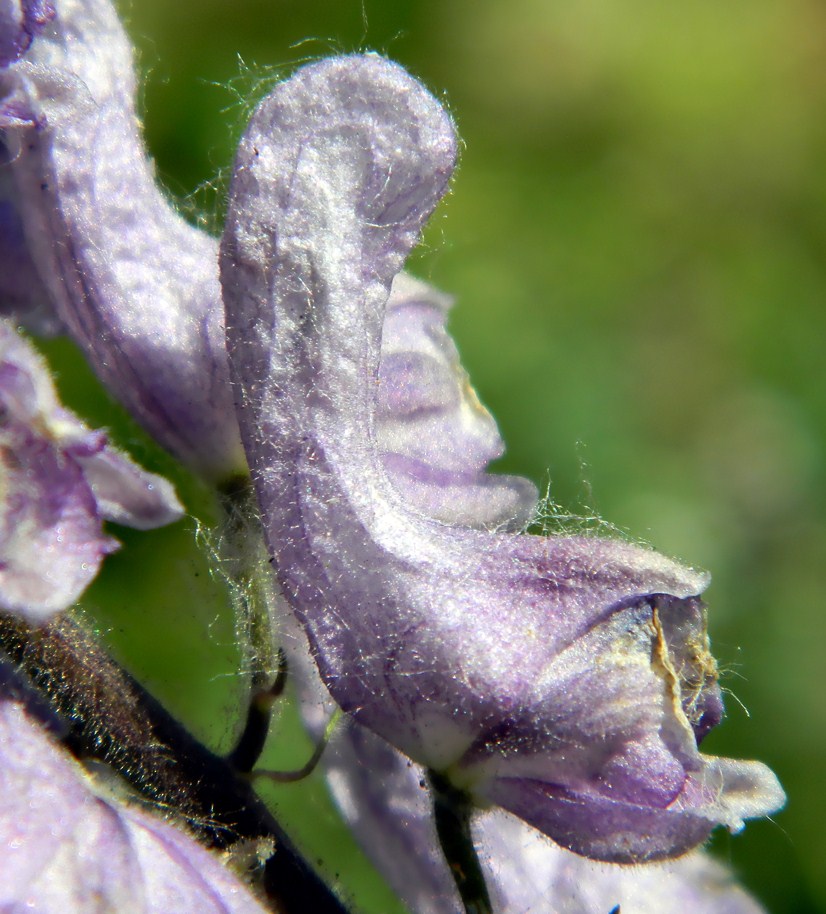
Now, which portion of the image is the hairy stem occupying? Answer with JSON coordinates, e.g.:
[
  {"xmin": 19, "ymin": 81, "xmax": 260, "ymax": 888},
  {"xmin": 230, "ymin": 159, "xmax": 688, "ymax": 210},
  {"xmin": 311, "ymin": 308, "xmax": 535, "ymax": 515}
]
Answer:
[
  {"xmin": 0, "ymin": 611, "xmax": 348, "ymax": 914},
  {"xmin": 228, "ymin": 647, "xmax": 288, "ymax": 774},
  {"xmin": 218, "ymin": 474, "xmax": 284, "ymax": 770}
]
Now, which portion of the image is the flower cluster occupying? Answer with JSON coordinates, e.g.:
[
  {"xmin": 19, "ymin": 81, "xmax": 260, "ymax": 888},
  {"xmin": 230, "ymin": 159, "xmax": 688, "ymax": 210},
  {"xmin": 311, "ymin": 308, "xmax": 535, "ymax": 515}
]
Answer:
[{"xmin": 0, "ymin": 0, "xmax": 784, "ymax": 911}]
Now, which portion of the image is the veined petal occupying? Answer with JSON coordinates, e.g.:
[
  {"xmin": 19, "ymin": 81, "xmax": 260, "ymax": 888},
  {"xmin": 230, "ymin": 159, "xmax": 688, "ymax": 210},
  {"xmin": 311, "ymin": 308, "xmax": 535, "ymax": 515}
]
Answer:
[
  {"xmin": 380, "ymin": 273, "xmax": 537, "ymax": 529},
  {"xmin": 221, "ymin": 55, "xmax": 783, "ymax": 862},
  {"xmin": 0, "ymin": 426, "xmax": 118, "ymax": 619},
  {"xmin": 303, "ymin": 687, "xmax": 769, "ymax": 914}
]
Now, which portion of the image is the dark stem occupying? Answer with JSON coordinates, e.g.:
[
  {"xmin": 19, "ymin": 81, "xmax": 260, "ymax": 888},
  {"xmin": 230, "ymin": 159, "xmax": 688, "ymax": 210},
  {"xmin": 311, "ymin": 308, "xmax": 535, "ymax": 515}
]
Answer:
[
  {"xmin": 0, "ymin": 611, "xmax": 349, "ymax": 914},
  {"xmin": 228, "ymin": 647, "xmax": 287, "ymax": 773},
  {"xmin": 428, "ymin": 769, "xmax": 493, "ymax": 914}
]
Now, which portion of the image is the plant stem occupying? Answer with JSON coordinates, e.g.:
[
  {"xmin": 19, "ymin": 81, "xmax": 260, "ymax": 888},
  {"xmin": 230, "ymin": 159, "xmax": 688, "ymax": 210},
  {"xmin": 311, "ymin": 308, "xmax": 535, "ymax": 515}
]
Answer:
[
  {"xmin": 218, "ymin": 474, "xmax": 284, "ymax": 770},
  {"xmin": 0, "ymin": 611, "xmax": 348, "ymax": 914},
  {"xmin": 428, "ymin": 769, "xmax": 493, "ymax": 914},
  {"xmin": 228, "ymin": 647, "xmax": 288, "ymax": 773}
]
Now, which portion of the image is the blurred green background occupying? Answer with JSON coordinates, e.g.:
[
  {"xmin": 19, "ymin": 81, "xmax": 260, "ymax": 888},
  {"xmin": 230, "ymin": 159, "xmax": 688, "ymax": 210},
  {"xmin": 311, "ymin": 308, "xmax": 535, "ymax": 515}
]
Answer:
[{"xmin": 42, "ymin": 0, "xmax": 826, "ymax": 911}]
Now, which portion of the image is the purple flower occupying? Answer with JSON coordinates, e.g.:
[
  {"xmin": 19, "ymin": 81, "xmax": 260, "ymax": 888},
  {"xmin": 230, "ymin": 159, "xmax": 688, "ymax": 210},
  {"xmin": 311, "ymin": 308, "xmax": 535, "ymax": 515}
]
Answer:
[
  {"xmin": 0, "ymin": 321, "xmax": 182, "ymax": 622},
  {"xmin": 220, "ymin": 55, "xmax": 784, "ymax": 863},
  {"xmin": 312, "ymin": 715, "xmax": 769, "ymax": 914},
  {"xmin": 2, "ymin": 0, "xmax": 532, "ymax": 505},
  {"xmin": 0, "ymin": 656, "xmax": 269, "ymax": 913},
  {"xmin": 0, "ymin": 0, "xmax": 245, "ymax": 480}
]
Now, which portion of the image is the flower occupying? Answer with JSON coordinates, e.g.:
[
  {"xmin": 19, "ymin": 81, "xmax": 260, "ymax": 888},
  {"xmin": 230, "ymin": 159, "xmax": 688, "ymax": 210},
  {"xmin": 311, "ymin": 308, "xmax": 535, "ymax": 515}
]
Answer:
[
  {"xmin": 0, "ymin": 0, "xmax": 245, "ymax": 481},
  {"xmin": 220, "ymin": 54, "xmax": 784, "ymax": 863},
  {"xmin": 0, "ymin": 320, "xmax": 181, "ymax": 622},
  {"xmin": 0, "ymin": 654, "xmax": 270, "ymax": 913},
  {"xmin": 0, "ymin": 0, "xmax": 540, "ymax": 515},
  {"xmin": 308, "ymin": 713, "xmax": 769, "ymax": 914}
]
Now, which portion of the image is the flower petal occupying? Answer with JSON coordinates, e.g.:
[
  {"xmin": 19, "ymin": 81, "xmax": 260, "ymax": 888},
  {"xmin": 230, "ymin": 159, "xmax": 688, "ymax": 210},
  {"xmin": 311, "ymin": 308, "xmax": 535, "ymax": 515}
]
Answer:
[
  {"xmin": 380, "ymin": 273, "xmax": 537, "ymax": 529},
  {"xmin": 0, "ymin": 322, "xmax": 181, "ymax": 621},
  {"xmin": 0, "ymin": 0, "xmax": 54, "ymax": 67},
  {"xmin": 0, "ymin": 138, "xmax": 59, "ymax": 332},
  {"xmin": 305, "ymin": 693, "xmax": 770, "ymax": 913},
  {"xmin": 71, "ymin": 446, "xmax": 183, "ymax": 530},
  {"xmin": 0, "ymin": 423, "xmax": 118, "ymax": 621},
  {"xmin": 0, "ymin": 0, "xmax": 244, "ymax": 480}
]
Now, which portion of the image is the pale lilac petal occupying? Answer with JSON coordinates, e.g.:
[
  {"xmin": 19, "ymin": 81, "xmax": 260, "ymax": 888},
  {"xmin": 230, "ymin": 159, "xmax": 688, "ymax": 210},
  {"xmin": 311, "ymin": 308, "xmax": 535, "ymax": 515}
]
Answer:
[
  {"xmin": 0, "ymin": 322, "xmax": 182, "ymax": 621},
  {"xmin": 221, "ymin": 55, "xmax": 783, "ymax": 863},
  {"xmin": 0, "ymin": 138, "xmax": 59, "ymax": 331},
  {"xmin": 380, "ymin": 273, "xmax": 537, "ymax": 529},
  {"xmin": 0, "ymin": 660, "xmax": 270, "ymax": 913},
  {"xmin": 478, "ymin": 811, "xmax": 767, "ymax": 914},
  {"xmin": 0, "ymin": 0, "xmax": 244, "ymax": 480},
  {"xmin": 307, "ymin": 692, "xmax": 767, "ymax": 913},
  {"xmin": 70, "ymin": 445, "xmax": 182, "ymax": 530},
  {"xmin": 0, "ymin": 425, "xmax": 118, "ymax": 620},
  {"xmin": 326, "ymin": 721, "xmax": 461, "ymax": 914},
  {"xmin": 0, "ymin": 0, "xmax": 54, "ymax": 66}
]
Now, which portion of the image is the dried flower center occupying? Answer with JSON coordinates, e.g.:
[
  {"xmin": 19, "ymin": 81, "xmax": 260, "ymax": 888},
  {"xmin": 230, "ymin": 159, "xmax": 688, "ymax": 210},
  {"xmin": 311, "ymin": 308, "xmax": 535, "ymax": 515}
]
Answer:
[{"xmin": 651, "ymin": 597, "xmax": 722, "ymax": 744}]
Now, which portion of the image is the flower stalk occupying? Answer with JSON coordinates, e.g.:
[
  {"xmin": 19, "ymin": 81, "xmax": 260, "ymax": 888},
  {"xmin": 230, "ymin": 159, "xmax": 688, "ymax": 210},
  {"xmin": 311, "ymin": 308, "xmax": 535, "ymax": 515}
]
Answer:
[
  {"xmin": 429, "ymin": 770, "xmax": 493, "ymax": 914},
  {"xmin": 216, "ymin": 474, "xmax": 286, "ymax": 771},
  {"xmin": 0, "ymin": 609, "xmax": 348, "ymax": 914}
]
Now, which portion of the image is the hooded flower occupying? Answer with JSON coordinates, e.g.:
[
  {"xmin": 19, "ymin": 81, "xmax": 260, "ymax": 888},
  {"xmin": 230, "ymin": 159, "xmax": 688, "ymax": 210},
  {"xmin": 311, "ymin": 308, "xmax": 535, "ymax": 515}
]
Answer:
[
  {"xmin": 0, "ymin": 655, "xmax": 270, "ymax": 914},
  {"xmin": 0, "ymin": 321, "xmax": 182, "ymax": 622},
  {"xmin": 0, "ymin": 0, "xmax": 540, "ymax": 524},
  {"xmin": 220, "ymin": 55, "xmax": 784, "ymax": 864}
]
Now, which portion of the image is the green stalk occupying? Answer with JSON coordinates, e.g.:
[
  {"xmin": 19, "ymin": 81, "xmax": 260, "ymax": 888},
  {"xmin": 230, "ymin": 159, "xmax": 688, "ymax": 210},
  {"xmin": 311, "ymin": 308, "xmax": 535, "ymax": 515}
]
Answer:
[
  {"xmin": 428, "ymin": 770, "xmax": 493, "ymax": 914},
  {"xmin": 217, "ymin": 474, "xmax": 284, "ymax": 771}
]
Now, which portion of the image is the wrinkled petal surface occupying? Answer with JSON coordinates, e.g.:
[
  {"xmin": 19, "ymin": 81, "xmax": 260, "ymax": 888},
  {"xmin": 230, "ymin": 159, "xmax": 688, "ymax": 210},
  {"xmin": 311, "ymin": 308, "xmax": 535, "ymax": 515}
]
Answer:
[
  {"xmin": 221, "ymin": 54, "xmax": 783, "ymax": 862},
  {"xmin": 0, "ymin": 657, "xmax": 269, "ymax": 914},
  {"xmin": 381, "ymin": 273, "xmax": 537, "ymax": 529}
]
